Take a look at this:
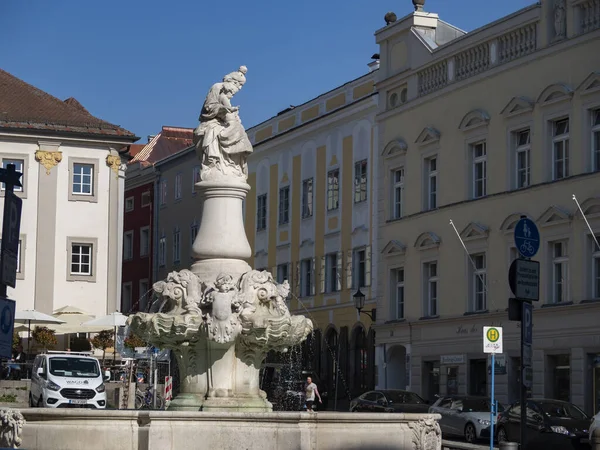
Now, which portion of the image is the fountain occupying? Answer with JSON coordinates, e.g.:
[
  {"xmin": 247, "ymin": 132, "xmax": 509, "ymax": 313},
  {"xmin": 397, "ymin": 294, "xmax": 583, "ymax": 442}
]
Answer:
[{"xmin": 17, "ymin": 66, "xmax": 442, "ymax": 450}]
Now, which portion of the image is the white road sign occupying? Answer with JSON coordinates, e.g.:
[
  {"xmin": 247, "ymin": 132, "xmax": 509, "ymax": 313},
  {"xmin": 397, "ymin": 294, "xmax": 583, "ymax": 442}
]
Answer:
[
  {"xmin": 483, "ymin": 326, "xmax": 503, "ymax": 354},
  {"xmin": 514, "ymin": 259, "xmax": 539, "ymax": 301}
]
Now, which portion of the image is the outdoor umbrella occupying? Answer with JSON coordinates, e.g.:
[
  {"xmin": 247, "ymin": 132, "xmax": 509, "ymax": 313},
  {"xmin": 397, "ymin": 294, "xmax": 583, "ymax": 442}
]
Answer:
[
  {"xmin": 14, "ymin": 310, "xmax": 66, "ymax": 355},
  {"xmin": 48, "ymin": 306, "xmax": 105, "ymax": 335},
  {"xmin": 81, "ymin": 311, "xmax": 128, "ymax": 363}
]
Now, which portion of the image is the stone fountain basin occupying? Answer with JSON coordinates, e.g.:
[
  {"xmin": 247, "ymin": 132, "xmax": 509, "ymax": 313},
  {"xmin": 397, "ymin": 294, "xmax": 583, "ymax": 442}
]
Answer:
[{"xmin": 20, "ymin": 409, "xmax": 442, "ymax": 450}]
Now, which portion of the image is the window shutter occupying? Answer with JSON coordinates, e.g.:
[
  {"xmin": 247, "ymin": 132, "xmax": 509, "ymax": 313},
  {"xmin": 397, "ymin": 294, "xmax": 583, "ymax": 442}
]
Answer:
[
  {"xmin": 294, "ymin": 261, "xmax": 300, "ymax": 297},
  {"xmin": 365, "ymin": 245, "xmax": 372, "ymax": 287},
  {"xmin": 319, "ymin": 256, "xmax": 326, "ymax": 294},
  {"xmin": 346, "ymin": 250, "xmax": 353, "ymax": 290},
  {"xmin": 336, "ymin": 252, "xmax": 343, "ymax": 291},
  {"xmin": 311, "ymin": 257, "xmax": 316, "ymax": 296}
]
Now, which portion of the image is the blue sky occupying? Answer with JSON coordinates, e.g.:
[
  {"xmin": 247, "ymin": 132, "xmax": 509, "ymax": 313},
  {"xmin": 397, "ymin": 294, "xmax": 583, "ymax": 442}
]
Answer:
[{"xmin": 0, "ymin": 0, "xmax": 535, "ymax": 141}]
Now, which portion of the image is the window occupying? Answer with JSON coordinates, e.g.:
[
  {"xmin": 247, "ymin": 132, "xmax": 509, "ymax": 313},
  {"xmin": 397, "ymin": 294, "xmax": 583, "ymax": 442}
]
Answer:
[
  {"xmin": 67, "ymin": 237, "xmax": 97, "ymax": 282},
  {"xmin": 141, "ymin": 191, "xmax": 151, "ymax": 207},
  {"xmin": 472, "ymin": 141, "xmax": 487, "ymax": 198},
  {"xmin": 122, "ymin": 283, "xmax": 133, "ymax": 314},
  {"xmin": 425, "ymin": 157, "xmax": 437, "ymax": 210},
  {"xmin": 353, "ymin": 248, "xmax": 366, "ymax": 289},
  {"xmin": 325, "ymin": 253, "xmax": 340, "ymax": 293},
  {"xmin": 392, "ymin": 268, "xmax": 405, "ymax": 320},
  {"xmin": 551, "ymin": 241, "xmax": 568, "ymax": 303},
  {"xmin": 471, "ymin": 253, "xmax": 487, "ymax": 311},
  {"xmin": 302, "ymin": 178, "xmax": 313, "ymax": 218},
  {"xmin": 1, "ymin": 158, "xmax": 24, "ymax": 192},
  {"xmin": 140, "ymin": 226, "xmax": 150, "ymax": 257},
  {"xmin": 279, "ymin": 186, "xmax": 290, "ymax": 225},
  {"xmin": 139, "ymin": 279, "xmax": 149, "ymax": 312},
  {"xmin": 257, "ymin": 194, "xmax": 267, "ymax": 231},
  {"xmin": 593, "ymin": 235, "xmax": 600, "ymax": 299},
  {"xmin": 552, "ymin": 118, "xmax": 569, "ymax": 180},
  {"xmin": 277, "ymin": 263, "xmax": 289, "ymax": 284},
  {"xmin": 190, "ymin": 223, "xmax": 199, "ymax": 251},
  {"xmin": 424, "ymin": 262, "xmax": 438, "ymax": 317},
  {"xmin": 125, "ymin": 197, "xmax": 134, "ymax": 212},
  {"xmin": 354, "ymin": 160, "xmax": 367, "ymax": 203},
  {"xmin": 300, "ymin": 258, "xmax": 313, "ymax": 297},
  {"xmin": 515, "ymin": 129, "xmax": 531, "ymax": 188},
  {"xmin": 160, "ymin": 180, "xmax": 167, "ymax": 206},
  {"xmin": 592, "ymin": 109, "xmax": 600, "ymax": 172},
  {"xmin": 173, "ymin": 228, "xmax": 181, "ymax": 264},
  {"xmin": 175, "ymin": 173, "xmax": 182, "ymax": 200},
  {"xmin": 123, "ymin": 231, "xmax": 134, "ymax": 261},
  {"xmin": 192, "ymin": 165, "xmax": 201, "ymax": 191},
  {"xmin": 327, "ymin": 171, "xmax": 339, "ymax": 211},
  {"xmin": 158, "ymin": 235, "xmax": 166, "ymax": 267},
  {"xmin": 392, "ymin": 168, "xmax": 404, "ymax": 219}
]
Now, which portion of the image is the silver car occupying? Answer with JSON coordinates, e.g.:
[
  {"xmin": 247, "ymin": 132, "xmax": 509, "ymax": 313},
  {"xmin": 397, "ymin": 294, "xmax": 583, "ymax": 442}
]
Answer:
[{"xmin": 429, "ymin": 395, "xmax": 504, "ymax": 443}]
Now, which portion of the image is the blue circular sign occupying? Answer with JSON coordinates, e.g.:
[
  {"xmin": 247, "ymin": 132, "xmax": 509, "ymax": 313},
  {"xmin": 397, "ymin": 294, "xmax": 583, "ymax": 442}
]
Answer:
[{"xmin": 514, "ymin": 218, "xmax": 540, "ymax": 258}]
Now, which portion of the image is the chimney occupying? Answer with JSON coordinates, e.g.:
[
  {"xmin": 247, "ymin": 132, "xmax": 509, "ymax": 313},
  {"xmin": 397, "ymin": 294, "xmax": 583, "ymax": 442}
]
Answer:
[
  {"xmin": 147, "ymin": 135, "xmax": 156, "ymax": 143},
  {"xmin": 368, "ymin": 53, "xmax": 380, "ymax": 72}
]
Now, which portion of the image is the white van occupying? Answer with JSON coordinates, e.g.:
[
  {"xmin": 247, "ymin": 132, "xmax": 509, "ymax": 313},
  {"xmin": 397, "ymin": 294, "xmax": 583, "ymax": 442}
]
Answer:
[{"xmin": 29, "ymin": 352, "xmax": 110, "ymax": 409}]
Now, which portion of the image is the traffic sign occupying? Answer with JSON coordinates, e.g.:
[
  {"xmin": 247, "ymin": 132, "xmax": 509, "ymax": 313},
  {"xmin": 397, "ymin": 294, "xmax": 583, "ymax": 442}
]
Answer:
[
  {"xmin": 483, "ymin": 326, "xmax": 503, "ymax": 354},
  {"xmin": 509, "ymin": 259, "xmax": 540, "ymax": 301},
  {"xmin": 522, "ymin": 302, "xmax": 533, "ymax": 345},
  {"xmin": 514, "ymin": 217, "xmax": 540, "ymax": 258},
  {"xmin": 0, "ymin": 191, "xmax": 22, "ymax": 288},
  {"xmin": 0, "ymin": 297, "xmax": 15, "ymax": 359}
]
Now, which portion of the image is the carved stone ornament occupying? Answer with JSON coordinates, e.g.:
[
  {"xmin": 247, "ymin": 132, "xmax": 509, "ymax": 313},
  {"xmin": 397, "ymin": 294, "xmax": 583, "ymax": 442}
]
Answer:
[
  {"xmin": 0, "ymin": 409, "xmax": 25, "ymax": 448},
  {"xmin": 106, "ymin": 155, "xmax": 122, "ymax": 175},
  {"xmin": 35, "ymin": 150, "xmax": 62, "ymax": 174},
  {"xmin": 408, "ymin": 417, "xmax": 442, "ymax": 450},
  {"xmin": 553, "ymin": 0, "xmax": 566, "ymax": 39}
]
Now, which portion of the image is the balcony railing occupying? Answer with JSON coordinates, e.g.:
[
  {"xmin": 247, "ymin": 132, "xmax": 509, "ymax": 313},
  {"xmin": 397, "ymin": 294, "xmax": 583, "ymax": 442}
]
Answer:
[{"xmin": 578, "ymin": 0, "xmax": 600, "ymax": 33}]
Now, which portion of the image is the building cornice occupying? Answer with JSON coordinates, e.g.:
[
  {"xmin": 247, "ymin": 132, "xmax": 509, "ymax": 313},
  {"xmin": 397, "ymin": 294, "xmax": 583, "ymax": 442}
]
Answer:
[{"xmin": 0, "ymin": 130, "xmax": 136, "ymax": 147}]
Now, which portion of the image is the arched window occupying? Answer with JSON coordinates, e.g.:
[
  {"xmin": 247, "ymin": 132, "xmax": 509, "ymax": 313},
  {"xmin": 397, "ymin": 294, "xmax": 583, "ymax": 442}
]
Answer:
[{"xmin": 323, "ymin": 328, "xmax": 338, "ymax": 395}]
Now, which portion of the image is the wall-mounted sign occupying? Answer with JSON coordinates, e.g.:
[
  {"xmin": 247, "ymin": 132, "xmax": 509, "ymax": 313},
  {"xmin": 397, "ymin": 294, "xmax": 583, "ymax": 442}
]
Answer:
[{"xmin": 440, "ymin": 354, "xmax": 465, "ymax": 365}]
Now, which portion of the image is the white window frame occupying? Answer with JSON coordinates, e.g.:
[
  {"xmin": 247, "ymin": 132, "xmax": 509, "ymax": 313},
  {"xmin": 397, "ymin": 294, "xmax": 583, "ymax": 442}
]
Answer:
[
  {"xmin": 1, "ymin": 236, "xmax": 25, "ymax": 279},
  {"xmin": 1, "ymin": 157, "xmax": 25, "ymax": 193},
  {"xmin": 173, "ymin": 228, "xmax": 181, "ymax": 264},
  {"xmin": 392, "ymin": 167, "xmax": 404, "ymax": 219},
  {"xmin": 160, "ymin": 180, "xmax": 167, "ymax": 206},
  {"xmin": 302, "ymin": 178, "xmax": 314, "ymax": 218},
  {"xmin": 424, "ymin": 261, "xmax": 438, "ymax": 317},
  {"xmin": 550, "ymin": 240, "xmax": 569, "ymax": 304},
  {"xmin": 139, "ymin": 279, "xmax": 150, "ymax": 312},
  {"xmin": 352, "ymin": 248, "xmax": 367, "ymax": 289},
  {"xmin": 552, "ymin": 118, "xmax": 570, "ymax": 180},
  {"xmin": 122, "ymin": 282, "xmax": 133, "ymax": 314},
  {"xmin": 140, "ymin": 226, "xmax": 150, "ymax": 257},
  {"xmin": 592, "ymin": 235, "xmax": 600, "ymax": 299},
  {"xmin": 471, "ymin": 141, "xmax": 487, "ymax": 198},
  {"xmin": 325, "ymin": 252, "xmax": 339, "ymax": 293},
  {"xmin": 354, "ymin": 159, "xmax": 367, "ymax": 203},
  {"xmin": 471, "ymin": 253, "xmax": 487, "ymax": 312},
  {"xmin": 425, "ymin": 156, "xmax": 437, "ymax": 210},
  {"xmin": 592, "ymin": 109, "xmax": 600, "ymax": 172},
  {"xmin": 67, "ymin": 237, "xmax": 97, "ymax": 282},
  {"xmin": 141, "ymin": 191, "xmax": 151, "ymax": 207},
  {"xmin": 277, "ymin": 263, "xmax": 290, "ymax": 285},
  {"xmin": 69, "ymin": 158, "xmax": 98, "ymax": 203},
  {"xmin": 393, "ymin": 268, "xmax": 405, "ymax": 320},
  {"xmin": 515, "ymin": 129, "xmax": 531, "ymax": 189},
  {"xmin": 257, "ymin": 194, "xmax": 267, "ymax": 231},
  {"xmin": 192, "ymin": 165, "xmax": 201, "ymax": 192},
  {"xmin": 300, "ymin": 258, "xmax": 313, "ymax": 297},
  {"xmin": 125, "ymin": 196, "xmax": 134, "ymax": 212},
  {"xmin": 279, "ymin": 186, "xmax": 290, "ymax": 225},
  {"xmin": 123, "ymin": 230, "xmax": 134, "ymax": 261},
  {"xmin": 327, "ymin": 170, "xmax": 339, "ymax": 211},
  {"xmin": 175, "ymin": 173, "xmax": 183, "ymax": 200},
  {"xmin": 158, "ymin": 234, "xmax": 166, "ymax": 267}
]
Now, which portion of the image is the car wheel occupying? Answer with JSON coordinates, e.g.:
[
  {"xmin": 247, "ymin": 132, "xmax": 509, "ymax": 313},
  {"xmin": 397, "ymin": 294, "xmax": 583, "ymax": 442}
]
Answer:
[
  {"xmin": 497, "ymin": 426, "xmax": 508, "ymax": 443},
  {"xmin": 37, "ymin": 396, "xmax": 43, "ymax": 408},
  {"xmin": 464, "ymin": 423, "xmax": 477, "ymax": 443}
]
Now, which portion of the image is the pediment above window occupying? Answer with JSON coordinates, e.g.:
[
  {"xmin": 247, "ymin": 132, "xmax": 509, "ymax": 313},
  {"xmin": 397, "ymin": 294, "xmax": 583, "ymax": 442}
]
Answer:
[
  {"xmin": 538, "ymin": 205, "xmax": 572, "ymax": 227},
  {"xmin": 414, "ymin": 231, "xmax": 441, "ymax": 250},
  {"xmin": 280, "ymin": 172, "xmax": 289, "ymax": 184},
  {"xmin": 500, "ymin": 97, "xmax": 535, "ymax": 118},
  {"xmin": 351, "ymin": 225, "xmax": 368, "ymax": 236},
  {"xmin": 382, "ymin": 139, "xmax": 408, "ymax": 158},
  {"xmin": 576, "ymin": 72, "xmax": 600, "ymax": 96},
  {"xmin": 499, "ymin": 213, "xmax": 530, "ymax": 233},
  {"xmin": 459, "ymin": 222, "xmax": 489, "ymax": 241},
  {"xmin": 458, "ymin": 109, "xmax": 490, "ymax": 131},
  {"xmin": 537, "ymin": 83, "xmax": 573, "ymax": 106},
  {"xmin": 415, "ymin": 127, "xmax": 441, "ymax": 147},
  {"xmin": 254, "ymin": 249, "xmax": 268, "ymax": 258},
  {"xmin": 578, "ymin": 197, "xmax": 600, "ymax": 217},
  {"xmin": 381, "ymin": 240, "xmax": 406, "ymax": 256},
  {"xmin": 300, "ymin": 239, "xmax": 314, "ymax": 248}
]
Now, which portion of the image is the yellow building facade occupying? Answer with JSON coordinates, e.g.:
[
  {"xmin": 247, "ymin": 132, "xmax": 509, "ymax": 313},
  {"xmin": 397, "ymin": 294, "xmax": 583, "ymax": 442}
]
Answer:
[
  {"xmin": 375, "ymin": 0, "xmax": 600, "ymax": 414},
  {"xmin": 245, "ymin": 69, "xmax": 379, "ymax": 404}
]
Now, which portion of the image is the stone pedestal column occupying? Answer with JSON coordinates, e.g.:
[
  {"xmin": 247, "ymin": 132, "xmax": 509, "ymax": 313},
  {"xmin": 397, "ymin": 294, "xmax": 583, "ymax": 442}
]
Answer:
[{"xmin": 191, "ymin": 180, "xmax": 252, "ymax": 285}]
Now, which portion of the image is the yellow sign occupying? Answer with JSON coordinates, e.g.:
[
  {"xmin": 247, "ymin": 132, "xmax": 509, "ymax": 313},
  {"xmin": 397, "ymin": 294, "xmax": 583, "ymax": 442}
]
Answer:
[{"xmin": 486, "ymin": 327, "xmax": 500, "ymax": 342}]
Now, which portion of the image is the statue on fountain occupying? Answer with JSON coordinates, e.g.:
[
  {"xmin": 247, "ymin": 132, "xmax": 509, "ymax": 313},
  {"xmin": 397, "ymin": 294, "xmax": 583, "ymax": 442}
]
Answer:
[{"xmin": 128, "ymin": 66, "xmax": 313, "ymax": 412}]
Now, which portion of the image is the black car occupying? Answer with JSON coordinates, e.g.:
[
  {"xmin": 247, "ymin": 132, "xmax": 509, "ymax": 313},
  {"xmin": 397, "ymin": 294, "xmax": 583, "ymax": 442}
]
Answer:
[
  {"xmin": 496, "ymin": 399, "xmax": 592, "ymax": 449},
  {"xmin": 349, "ymin": 389, "xmax": 430, "ymax": 413}
]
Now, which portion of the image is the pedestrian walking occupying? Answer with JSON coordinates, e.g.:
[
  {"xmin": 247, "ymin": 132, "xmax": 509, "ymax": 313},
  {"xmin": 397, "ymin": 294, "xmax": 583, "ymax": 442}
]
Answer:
[{"xmin": 304, "ymin": 376, "xmax": 322, "ymax": 412}]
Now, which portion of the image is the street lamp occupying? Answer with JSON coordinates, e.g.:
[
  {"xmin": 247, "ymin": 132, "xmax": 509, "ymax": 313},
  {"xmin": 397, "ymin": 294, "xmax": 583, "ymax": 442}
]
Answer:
[{"xmin": 353, "ymin": 288, "xmax": 376, "ymax": 321}]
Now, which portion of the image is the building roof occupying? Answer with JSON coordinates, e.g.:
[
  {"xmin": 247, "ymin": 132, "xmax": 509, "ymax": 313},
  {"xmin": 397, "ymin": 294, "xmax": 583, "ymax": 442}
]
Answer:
[
  {"xmin": 129, "ymin": 126, "xmax": 194, "ymax": 164},
  {"xmin": 0, "ymin": 68, "xmax": 138, "ymax": 141}
]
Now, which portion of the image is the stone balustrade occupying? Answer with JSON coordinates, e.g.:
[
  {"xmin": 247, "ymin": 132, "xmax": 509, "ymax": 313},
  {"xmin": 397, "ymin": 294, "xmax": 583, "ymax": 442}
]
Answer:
[{"xmin": 577, "ymin": 0, "xmax": 600, "ymax": 33}]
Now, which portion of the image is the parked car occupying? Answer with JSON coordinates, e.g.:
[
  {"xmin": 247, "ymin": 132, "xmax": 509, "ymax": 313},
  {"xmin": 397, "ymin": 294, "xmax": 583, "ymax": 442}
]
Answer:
[
  {"xmin": 29, "ymin": 352, "xmax": 110, "ymax": 409},
  {"xmin": 496, "ymin": 399, "xmax": 592, "ymax": 449},
  {"xmin": 429, "ymin": 395, "xmax": 504, "ymax": 443},
  {"xmin": 349, "ymin": 390, "xmax": 430, "ymax": 413},
  {"xmin": 590, "ymin": 411, "xmax": 599, "ymax": 443}
]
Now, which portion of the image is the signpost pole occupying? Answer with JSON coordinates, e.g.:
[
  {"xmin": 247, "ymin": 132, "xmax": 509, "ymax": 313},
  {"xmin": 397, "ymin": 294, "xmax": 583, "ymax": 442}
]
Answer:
[
  {"xmin": 490, "ymin": 351, "xmax": 495, "ymax": 450},
  {"xmin": 520, "ymin": 315, "xmax": 526, "ymax": 450},
  {"xmin": 483, "ymin": 326, "xmax": 502, "ymax": 450}
]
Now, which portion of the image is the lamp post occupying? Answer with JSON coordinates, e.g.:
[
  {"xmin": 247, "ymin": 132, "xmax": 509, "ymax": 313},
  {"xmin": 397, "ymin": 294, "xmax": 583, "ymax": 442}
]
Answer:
[{"xmin": 353, "ymin": 288, "xmax": 376, "ymax": 321}]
